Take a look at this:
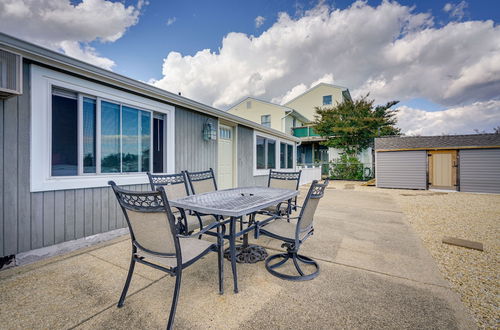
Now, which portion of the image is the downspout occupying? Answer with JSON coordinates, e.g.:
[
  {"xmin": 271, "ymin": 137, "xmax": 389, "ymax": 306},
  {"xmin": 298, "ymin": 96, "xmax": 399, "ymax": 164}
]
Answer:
[{"xmin": 281, "ymin": 110, "xmax": 293, "ymax": 133}]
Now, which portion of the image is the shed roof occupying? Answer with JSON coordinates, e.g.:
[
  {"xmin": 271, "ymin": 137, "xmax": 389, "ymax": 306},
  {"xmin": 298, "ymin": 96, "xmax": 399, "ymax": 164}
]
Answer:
[{"xmin": 375, "ymin": 134, "xmax": 500, "ymax": 151}]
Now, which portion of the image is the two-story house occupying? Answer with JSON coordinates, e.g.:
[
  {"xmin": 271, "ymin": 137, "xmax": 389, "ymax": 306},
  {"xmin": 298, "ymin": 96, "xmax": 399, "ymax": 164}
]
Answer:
[{"xmin": 228, "ymin": 83, "xmax": 372, "ymax": 171}]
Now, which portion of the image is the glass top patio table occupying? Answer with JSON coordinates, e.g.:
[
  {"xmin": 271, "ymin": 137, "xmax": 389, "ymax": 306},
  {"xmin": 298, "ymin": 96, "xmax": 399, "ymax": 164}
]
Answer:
[{"xmin": 169, "ymin": 186, "xmax": 298, "ymax": 218}]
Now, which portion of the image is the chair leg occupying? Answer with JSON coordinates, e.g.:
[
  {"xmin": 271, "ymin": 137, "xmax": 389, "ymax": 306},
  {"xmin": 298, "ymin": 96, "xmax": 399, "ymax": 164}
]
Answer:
[
  {"xmin": 217, "ymin": 230, "xmax": 224, "ymax": 294},
  {"xmin": 117, "ymin": 256, "xmax": 136, "ymax": 307},
  {"xmin": 292, "ymin": 254, "xmax": 305, "ymax": 276},
  {"xmin": 166, "ymin": 270, "xmax": 182, "ymax": 330},
  {"xmin": 229, "ymin": 217, "xmax": 238, "ymax": 293},
  {"xmin": 265, "ymin": 251, "xmax": 319, "ymax": 281}
]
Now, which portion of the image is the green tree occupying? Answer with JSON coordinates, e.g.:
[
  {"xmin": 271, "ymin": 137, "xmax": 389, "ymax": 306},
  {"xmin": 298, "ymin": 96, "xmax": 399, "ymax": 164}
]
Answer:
[{"xmin": 314, "ymin": 95, "xmax": 401, "ymax": 155}]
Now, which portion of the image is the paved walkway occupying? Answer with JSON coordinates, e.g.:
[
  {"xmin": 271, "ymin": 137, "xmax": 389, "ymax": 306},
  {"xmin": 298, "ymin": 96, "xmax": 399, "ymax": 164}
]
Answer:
[{"xmin": 0, "ymin": 189, "xmax": 476, "ymax": 329}]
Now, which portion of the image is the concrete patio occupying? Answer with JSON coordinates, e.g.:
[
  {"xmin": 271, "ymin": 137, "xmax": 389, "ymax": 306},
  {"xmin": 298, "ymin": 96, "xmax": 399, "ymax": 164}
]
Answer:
[{"xmin": 0, "ymin": 188, "xmax": 477, "ymax": 329}]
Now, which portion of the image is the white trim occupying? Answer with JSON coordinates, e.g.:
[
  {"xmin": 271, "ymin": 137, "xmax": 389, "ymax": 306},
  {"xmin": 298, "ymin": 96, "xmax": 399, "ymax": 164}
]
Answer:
[
  {"xmin": 253, "ymin": 130, "xmax": 296, "ymax": 176},
  {"xmin": 31, "ymin": 65, "xmax": 175, "ymax": 192}
]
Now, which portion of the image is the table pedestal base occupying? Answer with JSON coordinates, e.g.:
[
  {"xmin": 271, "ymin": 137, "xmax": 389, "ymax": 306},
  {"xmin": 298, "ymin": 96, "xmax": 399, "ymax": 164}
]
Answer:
[{"xmin": 224, "ymin": 245, "xmax": 268, "ymax": 264}]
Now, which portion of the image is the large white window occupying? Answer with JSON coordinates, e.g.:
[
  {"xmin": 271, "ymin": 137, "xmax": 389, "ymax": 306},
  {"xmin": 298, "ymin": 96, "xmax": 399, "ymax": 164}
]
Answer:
[
  {"xmin": 31, "ymin": 65, "xmax": 175, "ymax": 192},
  {"xmin": 254, "ymin": 132, "xmax": 296, "ymax": 175},
  {"xmin": 51, "ymin": 88, "xmax": 153, "ymax": 177}
]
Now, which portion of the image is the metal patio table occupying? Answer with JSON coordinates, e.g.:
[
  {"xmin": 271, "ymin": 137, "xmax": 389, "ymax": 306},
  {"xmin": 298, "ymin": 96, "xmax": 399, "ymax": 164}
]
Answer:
[{"xmin": 169, "ymin": 186, "xmax": 298, "ymax": 293}]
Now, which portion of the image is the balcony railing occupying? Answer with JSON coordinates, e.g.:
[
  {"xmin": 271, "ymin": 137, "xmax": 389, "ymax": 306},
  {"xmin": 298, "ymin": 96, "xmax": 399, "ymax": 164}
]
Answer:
[{"xmin": 291, "ymin": 126, "xmax": 320, "ymax": 138}]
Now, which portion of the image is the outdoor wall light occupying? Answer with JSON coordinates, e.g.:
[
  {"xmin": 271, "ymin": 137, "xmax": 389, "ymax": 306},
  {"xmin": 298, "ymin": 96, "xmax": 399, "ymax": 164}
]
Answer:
[{"xmin": 203, "ymin": 120, "xmax": 217, "ymax": 141}]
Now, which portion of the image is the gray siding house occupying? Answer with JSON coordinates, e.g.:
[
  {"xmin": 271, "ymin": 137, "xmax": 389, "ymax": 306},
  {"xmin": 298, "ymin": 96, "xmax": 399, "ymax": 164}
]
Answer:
[
  {"xmin": 375, "ymin": 134, "xmax": 500, "ymax": 193},
  {"xmin": 0, "ymin": 33, "xmax": 299, "ymax": 260}
]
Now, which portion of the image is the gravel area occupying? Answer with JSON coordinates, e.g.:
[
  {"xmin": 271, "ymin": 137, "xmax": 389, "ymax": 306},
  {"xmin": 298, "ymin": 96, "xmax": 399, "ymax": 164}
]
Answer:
[{"xmin": 327, "ymin": 181, "xmax": 500, "ymax": 329}]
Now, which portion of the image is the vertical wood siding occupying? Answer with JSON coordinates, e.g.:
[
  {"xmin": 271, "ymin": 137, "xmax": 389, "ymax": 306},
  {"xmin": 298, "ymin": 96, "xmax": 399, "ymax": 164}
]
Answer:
[
  {"xmin": 459, "ymin": 149, "xmax": 500, "ymax": 194},
  {"xmin": 174, "ymin": 106, "xmax": 218, "ymax": 173},
  {"xmin": 237, "ymin": 125, "xmax": 268, "ymax": 187},
  {"xmin": 376, "ymin": 151, "xmax": 427, "ymax": 189},
  {"xmin": 0, "ymin": 63, "xmax": 147, "ymax": 257}
]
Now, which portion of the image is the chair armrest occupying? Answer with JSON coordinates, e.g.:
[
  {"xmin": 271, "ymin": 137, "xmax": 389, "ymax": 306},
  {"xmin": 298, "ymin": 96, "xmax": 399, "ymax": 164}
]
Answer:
[
  {"xmin": 176, "ymin": 221, "xmax": 222, "ymax": 239},
  {"xmin": 253, "ymin": 214, "xmax": 278, "ymax": 239}
]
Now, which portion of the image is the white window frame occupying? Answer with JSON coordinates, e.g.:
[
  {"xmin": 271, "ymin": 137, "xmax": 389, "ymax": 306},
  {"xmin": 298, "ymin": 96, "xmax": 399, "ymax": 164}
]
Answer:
[
  {"xmin": 280, "ymin": 142, "xmax": 294, "ymax": 169},
  {"xmin": 31, "ymin": 65, "xmax": 175, "ymax": 192},
  {"xmin": 253, "ymin": 131, "xmax": 296, "ymax": 176},
  {"xmin": 261, "ymin": 114, "xmax": 271, "ymax": 127}
]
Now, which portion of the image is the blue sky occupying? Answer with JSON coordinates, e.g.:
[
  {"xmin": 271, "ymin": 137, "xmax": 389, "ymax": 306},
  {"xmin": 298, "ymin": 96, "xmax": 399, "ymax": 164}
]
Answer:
[
  {"xmin": 93, "ymin": 0, "xmax": 500, "ymax": 83},
  {"xmin": 1, "ymin": 0, "xmax": 499, "ymax": 135}
]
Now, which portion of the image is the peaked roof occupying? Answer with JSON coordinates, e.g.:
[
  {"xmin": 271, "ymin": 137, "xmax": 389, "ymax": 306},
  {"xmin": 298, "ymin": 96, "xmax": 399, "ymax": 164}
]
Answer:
[
  {"xmin": 228, "ymin": 96, "xmax": 311, "ymax": 123},
  {"xmin": 283, "ymin": 83, "xmax": 349, "ymax": 106}
]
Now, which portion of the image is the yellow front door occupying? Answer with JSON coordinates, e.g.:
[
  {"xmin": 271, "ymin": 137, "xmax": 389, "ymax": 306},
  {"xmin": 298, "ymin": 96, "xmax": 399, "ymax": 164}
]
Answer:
[{"xmin": 429, "ymin": 150, "xmax": 457, "ymax": 189}]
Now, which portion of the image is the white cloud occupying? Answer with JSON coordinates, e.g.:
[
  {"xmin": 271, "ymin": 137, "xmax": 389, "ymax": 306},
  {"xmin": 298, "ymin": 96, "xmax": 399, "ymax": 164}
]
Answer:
[
  {"xmin": 59, "ymin": 41, "xmax": 116, "ymax": 70},
  {"xmin": 397, "ymin": 101, "xmax": 500, "ymax": 135},
  {"xmin": 0, "ymin": 0, "xmax": 144, "ymax": 69},
  {"xmin": 166, "ymin": 17, "xmax": 177, "ymax": 26},
  {"xmin": 255, "ymin": 16, "xmax": 266, "ymax": 28},
  {"xmin": 443, "ymin": 1, "xmax": 468, "ymax": 20},
  {"xmin": 150, "ymin": 0, "xmax": 500, "ymax": 119},
  {"xmin": 272, "ymin": 73, "xmax": 335, "ymax": 104}
]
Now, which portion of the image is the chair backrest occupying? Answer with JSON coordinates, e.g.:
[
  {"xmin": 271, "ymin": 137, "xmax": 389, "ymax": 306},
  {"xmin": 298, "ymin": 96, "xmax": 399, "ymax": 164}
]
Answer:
[
  {"xmin": 268, "ymin": 170, "xmax": 302, "ymax": 191},
  {"xmin": 185, "ymin": 168, "xmax": 217, "ymax": 194},
  {"xmin": 147, "ymin": 172, "xmax": 189, "ymax": 201},
  {"xmin": 109, "ymin": 181, "xmax": 179, "ymax": 257},
  {"xmin": 297, "ymin": 179, "xmax": 329, "ymax": 234}
]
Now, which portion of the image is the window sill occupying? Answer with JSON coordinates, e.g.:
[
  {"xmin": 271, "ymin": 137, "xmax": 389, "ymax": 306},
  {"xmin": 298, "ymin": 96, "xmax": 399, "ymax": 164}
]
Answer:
[{"xmin": 31, "ymin": 173, "xmax": 150, "ymax": 192}]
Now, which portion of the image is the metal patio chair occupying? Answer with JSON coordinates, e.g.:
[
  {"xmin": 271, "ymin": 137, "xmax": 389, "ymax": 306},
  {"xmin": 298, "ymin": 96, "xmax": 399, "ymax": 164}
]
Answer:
[
  {"xmin": 109, "ymin": 181, "xmax": 224, "ymax": 330},
  {"xmin": 255, "ymin": 179, "xmax": 329, "ymax": 281},
  {"xmin": 261, "ymin": 170, "xmax": 302, "ymax": 216},
  {"xmin": 185, "ymin": 168, "xmax": 218, "ymax": 195},
  {"xmin": 147, "ymin": 172, "xmax": 217, "ymax": 234}
]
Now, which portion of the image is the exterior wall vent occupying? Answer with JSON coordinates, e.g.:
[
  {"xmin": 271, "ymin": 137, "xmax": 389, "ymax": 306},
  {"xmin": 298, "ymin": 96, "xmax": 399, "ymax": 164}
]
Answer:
[{"xmin": 0, "ymin": 48, "xmax": 23, "ymax": 98}]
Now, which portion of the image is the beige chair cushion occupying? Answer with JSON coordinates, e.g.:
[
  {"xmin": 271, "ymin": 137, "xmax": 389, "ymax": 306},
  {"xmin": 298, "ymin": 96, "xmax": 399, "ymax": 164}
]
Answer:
[
  {"xmin": 191, "ymin": 179, "xmax": 216, "ymax": 194},
  {"xmin": 136, "ymin": 237, "xmax": 213, "ymax": 268},
  {"xmin": 260, "ymin": 219, "xmax": 308, "ymax": 241},
  {"xmin": 184, "ymin": 214, "xmax": 217, "ymax": 232},
  {"xmin": 269, "ymin": 178, "xmax": 298, "ymax": 190}
]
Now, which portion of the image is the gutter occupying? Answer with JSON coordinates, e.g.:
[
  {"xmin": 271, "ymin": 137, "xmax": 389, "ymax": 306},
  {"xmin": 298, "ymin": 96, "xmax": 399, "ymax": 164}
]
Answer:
[{"xmin": 0, "ymin": 33, "xmax": 299, "ymax": 143}]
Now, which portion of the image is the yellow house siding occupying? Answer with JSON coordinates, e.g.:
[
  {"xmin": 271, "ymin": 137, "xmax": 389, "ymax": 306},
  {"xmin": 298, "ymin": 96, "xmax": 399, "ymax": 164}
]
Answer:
[
  {"xmin": 284, "ymin": 84, "xmax": 344, "ymax": 121},
  {"xmin": 228, "ymin": 98, "xmax": 286, "ymax": 131}
]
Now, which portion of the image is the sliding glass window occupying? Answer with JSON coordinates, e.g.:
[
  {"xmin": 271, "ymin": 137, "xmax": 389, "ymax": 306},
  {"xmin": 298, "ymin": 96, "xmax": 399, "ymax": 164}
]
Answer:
[
  {"xmin": 280, "ymin": 142, "xmax": 294, "ymax": 169},
  {"xmin": 83, "ymin": 97, "xmax": 96, "ymax": 173},
  {"xmin": 51, "ymin": 88, "xmax": 78, "ymax": 176},
  {"xmin": 141, "ymin": 111, "xmax": 151, "ymax": 172},
  {"xmin": 50, "ymin": 85, "xmax": 157, "ymax": 177},
  {"xmin": 256, "ymin": 135, "xmax": 276, "ymax": 170},
  {"xmin": 287, "ymin": 144, "xmax": 293, "ymax": 169},
  {"xmin": 101, "ymin": 101, "xmax": 121, "ymax": 173},
  {"xmin": 256, "ymin": 136, "xmax": 266, "ymax": 169},
  {"xmin": 121, "ymin": 106, "xmax": 151, "ymax": 172}
]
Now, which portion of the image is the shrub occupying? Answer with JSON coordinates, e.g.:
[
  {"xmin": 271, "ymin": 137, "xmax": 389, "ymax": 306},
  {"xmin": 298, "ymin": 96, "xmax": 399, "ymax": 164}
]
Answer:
[{"xmin": 329, "ymin": 153, "xmax": 365, "ymax": 180}]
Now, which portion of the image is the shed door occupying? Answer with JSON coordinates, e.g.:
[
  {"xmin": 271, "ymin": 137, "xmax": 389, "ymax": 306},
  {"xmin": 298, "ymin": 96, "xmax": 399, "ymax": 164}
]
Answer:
[
  {"xmin": 376, "ymin": 151, "xmax": 427, "ymax": 189},
  {"xmin": 217, "ymin": 125, "xmax": 234, "ymax": 189},
  {"xmin": 428, "ymin": 150, "xmax": 457, "ymax": 190},
  {"xmin": 460, "ymin": 149, "xmax": 500, "ymax": 194}
]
